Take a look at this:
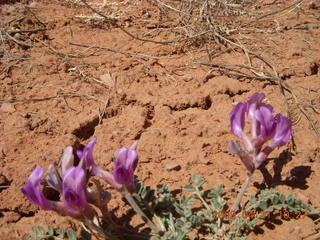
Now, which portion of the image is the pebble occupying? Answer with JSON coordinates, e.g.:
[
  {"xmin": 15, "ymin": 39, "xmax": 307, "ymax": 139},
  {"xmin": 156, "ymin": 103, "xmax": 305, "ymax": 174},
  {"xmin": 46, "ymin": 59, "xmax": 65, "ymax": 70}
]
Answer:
[{"xmin": 165, "ymin": 163, "xmax": 181, "ymax": 171}]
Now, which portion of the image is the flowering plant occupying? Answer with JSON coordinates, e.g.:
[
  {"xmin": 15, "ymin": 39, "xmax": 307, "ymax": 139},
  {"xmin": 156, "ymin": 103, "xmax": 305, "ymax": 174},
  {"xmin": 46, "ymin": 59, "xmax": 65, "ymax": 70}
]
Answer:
[
  {"xmin": 229, "ymin": 92, "xmax": 292, "ymax": 211},
  {"xmin": 21, "ymin": 139, "xmax": 158, "ymax": 239}
]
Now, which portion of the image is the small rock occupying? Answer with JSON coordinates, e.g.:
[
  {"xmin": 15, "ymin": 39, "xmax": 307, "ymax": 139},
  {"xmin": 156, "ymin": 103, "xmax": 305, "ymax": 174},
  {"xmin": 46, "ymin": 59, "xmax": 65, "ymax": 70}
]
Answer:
[
  {"xmin": 0, "ymin": 103, "xmax": 16, "ymax": 113},
  {"xmin": 29, "ymin": 122, "xmax": 39, "ymax": 130},
  {"xmin": 165, "ymin": 163, "xmax": 181, "ymax": 171},
  {"xmin": 183, "ymin": 74, "xmax": 193, "ymax": 82}
]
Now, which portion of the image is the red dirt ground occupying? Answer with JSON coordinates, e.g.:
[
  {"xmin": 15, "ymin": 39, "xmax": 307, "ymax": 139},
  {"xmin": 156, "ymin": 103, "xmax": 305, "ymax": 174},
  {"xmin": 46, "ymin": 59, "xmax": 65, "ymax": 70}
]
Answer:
[{"xmin": 0, "ymin": 0, "xmax": 319, "ymax": 239}]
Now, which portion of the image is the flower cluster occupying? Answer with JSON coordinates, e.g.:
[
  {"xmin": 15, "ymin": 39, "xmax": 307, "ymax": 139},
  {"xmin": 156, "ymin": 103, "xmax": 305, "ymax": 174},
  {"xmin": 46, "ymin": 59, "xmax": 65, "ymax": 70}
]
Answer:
[
  {"xmin": 21, "ymin": 138, "xmax": 138, "ymax": 219},
  {"xmin": 229, "ymin": 92, "xmax": 292, "ymax": 172}
]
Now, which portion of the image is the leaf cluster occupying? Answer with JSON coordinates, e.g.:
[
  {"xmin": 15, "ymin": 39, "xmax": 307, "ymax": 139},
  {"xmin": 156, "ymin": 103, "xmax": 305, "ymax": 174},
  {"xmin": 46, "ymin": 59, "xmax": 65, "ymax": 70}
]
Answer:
[
  {"xmin": 28, "ymin": 225, "xmax": 91, "ymax": 240},
  {"xmin": 134, "ymin": 174, "xmax": 227, "ymax": 240}
]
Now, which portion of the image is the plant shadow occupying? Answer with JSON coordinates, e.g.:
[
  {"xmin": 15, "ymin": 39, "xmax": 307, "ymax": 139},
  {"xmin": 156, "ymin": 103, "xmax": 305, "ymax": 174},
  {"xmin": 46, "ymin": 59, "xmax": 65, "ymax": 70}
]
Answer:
[{"xmin": 254, "ymin": 150, "xmax": 312, "ymax": 190}]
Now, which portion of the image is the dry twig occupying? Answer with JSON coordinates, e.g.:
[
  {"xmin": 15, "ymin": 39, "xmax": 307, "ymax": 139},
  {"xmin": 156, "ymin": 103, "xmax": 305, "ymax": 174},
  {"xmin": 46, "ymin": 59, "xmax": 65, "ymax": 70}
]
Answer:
[
  {"xmin": 69, "ymin": 42, "xmax": 178, "ymax": 59},
  {"xmin": 0, "ymin": 93, "xmax": 99, "ymax": 104}
]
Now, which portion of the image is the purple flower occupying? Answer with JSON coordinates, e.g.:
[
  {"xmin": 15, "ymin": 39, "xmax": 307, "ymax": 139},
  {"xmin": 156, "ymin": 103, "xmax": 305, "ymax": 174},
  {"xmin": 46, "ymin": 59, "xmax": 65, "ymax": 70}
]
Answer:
[
  {"xmin": 229, "ymin": 92, "xmax": 292, "ymax": 170},
  {"xmin": 21, "ymin": 166, "xmax": 51, "ymax": 210},
  {"xmin": 230, "ymin": 103, "xmax": 246, "ymax": 137},
  {"xmin": 113, "ymin": 147, "xmax": 138, "ymax": 190},
  {"xmin": 62, "ymin": 166, "xmax": 87, "ymax": 211},
  {"xmin": 271, "ymin": 113, "xmax": 292, "ymax": 148}
]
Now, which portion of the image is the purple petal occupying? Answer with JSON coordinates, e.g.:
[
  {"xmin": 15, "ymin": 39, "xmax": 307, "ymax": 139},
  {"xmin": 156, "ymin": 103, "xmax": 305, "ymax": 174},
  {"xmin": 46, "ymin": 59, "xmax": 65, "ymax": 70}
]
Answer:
[
  {"xmin": 21, "ymin": 166, "xmax": 51, "ymax": 210},
  {"xmin": 60, "ymin": 146, "xmax": 74, "ymax": 174},
  {"xmin": 230, "ymin": 103, "xmax": 246, "ymax": 137},
  {"xmin": 247, "ymin": 92, "xmax": 265, "ymax": 120},
  {"xmin": 81, "ymin": 138, "xmax": 97, "ymax": 167},
  {"xmin": 62, "ymin": 166, "xmax": 87, "ymax": 211},
  {"xmin": 76, "ymin": 150, "xmax": 83, "ymax": 160},
  {"xmin": 114, "ymin": 164, "xmax": 133, "ymax": 186},
  {"xmin": 271, "ymin": 114, "xmax": 292, "ymax": 147},
  {"xmin": 255, "ymin": 104, "xmax": 276, "ymax": 141},
  {"xmin": 94, "ymin": 167, "xmax": 122, "ymax": 190}
]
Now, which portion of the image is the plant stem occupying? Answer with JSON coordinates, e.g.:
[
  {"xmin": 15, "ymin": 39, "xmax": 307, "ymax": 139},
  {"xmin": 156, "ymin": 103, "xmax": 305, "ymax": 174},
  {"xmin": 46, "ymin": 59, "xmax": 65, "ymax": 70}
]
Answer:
[
  {"xmin": 195, "ymin": 187, "xmax": 212, "ymax": 214},
  {"xmin": 123, "ymin": 188, "xmax": 162, "ymax": 235},
  {"xmin": 231, "ymin": 173, "xmax": 253, "ymax": 212},
  {"xmin": 83, "ymin": 217, "xmax": 120, "ymax": 240}
]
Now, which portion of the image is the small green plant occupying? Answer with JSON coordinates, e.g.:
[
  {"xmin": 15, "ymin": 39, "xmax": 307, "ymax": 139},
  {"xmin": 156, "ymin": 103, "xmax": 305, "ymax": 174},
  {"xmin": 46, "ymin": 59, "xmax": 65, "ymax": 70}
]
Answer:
[
  {"xmin": 131, "ymin": 175, "xmax": 315, "ymax": 239},
  {"xmin": 28, "ymin": 225, "xmax": 91, "ymax": 240}
]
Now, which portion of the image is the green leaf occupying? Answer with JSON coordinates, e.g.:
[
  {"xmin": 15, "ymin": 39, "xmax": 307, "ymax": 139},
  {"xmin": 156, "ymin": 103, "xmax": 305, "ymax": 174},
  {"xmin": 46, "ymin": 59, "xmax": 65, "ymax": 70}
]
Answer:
[
  {"xmin": 31, "ymin": 226, "xmax": 38, "ymax": 234},
  {"xmin": 58, "ymin": 227, "xmax": 65, "ymax": 238},
  {"xmin": 248, "ymin": 195, "xmax": 257, "ymax": 204},
  {"xmin": 37, "ymin": 226, "xmax": 46, "ymax": 235},
  {"xmin": 287, "ymin": 194, "xmax": 294, "ymax": 205},
  {"xmin": 279, "ymin": 194, "xmax": 286, "ymax": 203},
  {"xmin": 47, "ymin": 225, "xmax": 54, "ymax": 236},
  {"xmin": 258, "ymin": 200, "xmax": 268, "ymax": 210},
  {"xmin": 191, "ymin": 174, "xmax": 205, "ymax": 187},
  {"xmin": 272, "ymin": 195, "xmax": 279, "ymax": 205},
  {"xmin": 183, "ymin": 184, "xmax": 196, "ymax": 192},
  {"xmin": 66, "ymin": 228, "xmax": 77, "ymax": 240}
]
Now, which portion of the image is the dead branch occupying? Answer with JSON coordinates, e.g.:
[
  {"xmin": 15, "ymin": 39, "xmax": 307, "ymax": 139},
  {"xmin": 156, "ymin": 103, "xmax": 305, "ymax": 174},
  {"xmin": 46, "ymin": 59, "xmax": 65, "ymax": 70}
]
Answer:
[
  {"xmin": 34, "ymin": 38, "xmax": 82, "ymax": 58},
  {"xmin": 69, "ymin": 42, "xmax": 179, "ymax": 59},
  {"xmin": 5, "ymin": 32, "xmax": 33, "ymax": 48},
  {"xmin": 0, "ymin": 28, "xmax": 46, "ymax": 35},
  {"xmin": 0, "ymin": 93, "xmax": 99, "ymax": 104},
  {"xmin": 256, "ymin": 0, "xmax": 303, "ymax": 21}
]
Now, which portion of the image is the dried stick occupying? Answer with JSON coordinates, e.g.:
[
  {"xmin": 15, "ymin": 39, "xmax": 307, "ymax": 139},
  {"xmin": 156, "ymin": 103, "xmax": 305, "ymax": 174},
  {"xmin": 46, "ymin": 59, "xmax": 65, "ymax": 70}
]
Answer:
[
  {"xmin": 0, "ymin": 93, "xmax": 99, "ymax": 104},
  {"xmin": 69, "ymin": 42, "xmax": 178, "ymax": 60},
  {"xmin": 34, "ymin": 38, "xmax": 79, "ymax": 58},
  {"xmin": 5, "ymin": 32, "xmax": 33, "ymax": 48},
  {"xmin": 256, "ymin": 0, "xmax": 303, "ymax": 20},
  {"xmin": 0, "ymin": 28, "xmax": 46, "ymax": 35}
]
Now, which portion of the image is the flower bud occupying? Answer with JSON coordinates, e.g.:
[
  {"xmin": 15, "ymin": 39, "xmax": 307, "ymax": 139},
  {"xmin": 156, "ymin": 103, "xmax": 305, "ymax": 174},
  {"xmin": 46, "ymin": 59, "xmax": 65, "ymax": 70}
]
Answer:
[
  {"xmin": 113, "ymin": 147, "xmax": 138, "ymax": 191},
  {"xmin": 271, "ymin": 113, "xmax": 292, "ymax": 148}
]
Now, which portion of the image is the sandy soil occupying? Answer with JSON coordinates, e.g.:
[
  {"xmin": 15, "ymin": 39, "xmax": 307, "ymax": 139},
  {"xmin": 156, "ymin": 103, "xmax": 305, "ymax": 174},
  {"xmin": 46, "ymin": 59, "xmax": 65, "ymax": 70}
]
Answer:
[{"xmin": 0, "ymin": 0, "xmax": 320, "ymax": 239}]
